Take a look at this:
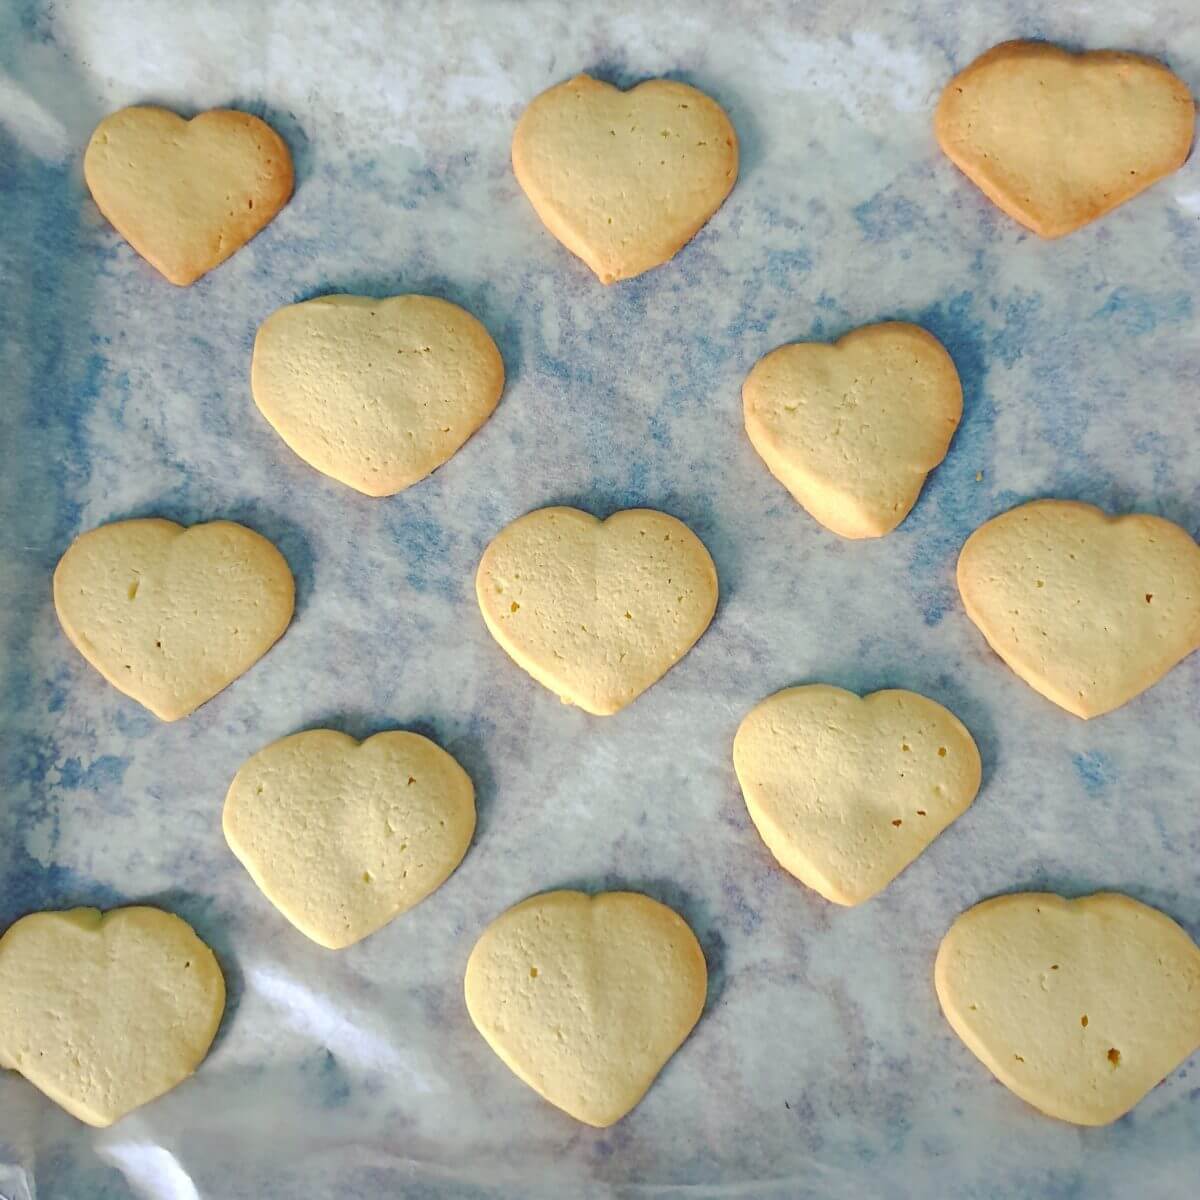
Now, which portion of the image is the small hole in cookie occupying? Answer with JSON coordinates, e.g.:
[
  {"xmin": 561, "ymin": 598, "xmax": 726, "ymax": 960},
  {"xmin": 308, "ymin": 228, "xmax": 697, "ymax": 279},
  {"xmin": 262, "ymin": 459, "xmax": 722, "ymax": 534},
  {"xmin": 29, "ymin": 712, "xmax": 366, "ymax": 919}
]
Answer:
[
  {"xmin": 1081, "ymin": 1015, "xmax": 1088, "ymax": 1027},
  {"xmin": 901, "ymin": 744, "xmax": 910, "ymax": 752},
  {"xmin": 1145, "ymin": 594, "xmax": 1153, "ymax": 604},
  {"xmin": 916, "ymin": 810, "xmax": 926, "ymax": 816},
  {"xmin": 1050, "ymin": 964, "xmax": 1058, "ymax": 970},
  {"xmin": 510, "ymin": 601, "xmax": 520, "ymax": 613},
  {"xmin": 891, "ymin": 819, "xmax": 902, "ymax": 827},
  {"xmin": 624, "ymin": 611, "xmax": 632, "ymax": 620},
  {"xmin": 1108, "ymin": 1048, "xmax": 1121, "ymax": 1066},
  {"xmin": 1035, "ymin": 580, "xmax": 1044, "ymax": 588},
  {"xmin": 127, "ymin": 581, "xmax": 139, "ymax": 600},
  {"xmin": 184, "ymin": 961, "xmax": 190, "ymax": 968},
  {"xmin": 938, "ymin": 747, "xmax": 947, "ymax": 757},
  {"xmin": 529, "ymin": 967, "xmax": 539, "ymax": 978},
  {"xmin": 247, "ymin": 198, "xmax": 254, "ymax": 209},
  {"xmin": 255, "ymin": 786, "xmax": 264, "ymax": 796},
  {"xmin": 1014, "ymin": 1054, "xmax": 1024, "ymax": 1063},
  {"xmin": 362, "ymin": 871, "xmax": 374, "ymax": 884},
  {"xmin": 155, "ymin": 641, "xmax": 161, "ymax": 649},
  {"xmin": 407, "ymin": 776, "xmax": 416, "ymax": 786}
]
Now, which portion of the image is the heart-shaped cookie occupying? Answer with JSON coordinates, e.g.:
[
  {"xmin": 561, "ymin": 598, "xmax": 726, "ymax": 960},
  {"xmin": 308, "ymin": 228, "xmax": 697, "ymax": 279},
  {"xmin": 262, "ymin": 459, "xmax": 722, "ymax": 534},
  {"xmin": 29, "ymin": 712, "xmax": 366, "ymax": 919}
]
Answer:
[
  {"xmin": 84, "ymin": 106, "xmax": 293, "ymax": 285},
  {"xmin": 223, "ymin": 729, "xmax": 476, "ymax": 949},
  {"xmin": 476, "ymin": 507, "xmax": 718, "ymax": 715},
  {"xmin": 465, "ymin": 890, "xmax": 707, "ymax": 1126},
  {"xmin": 251, "ymin": 295, "xmax": 504, "ymax": 496},
  {"xmin": 0, "ymin": 907, "xmax": 225, "ymax": 1126},
  {"xmin": 957, "ymin": 500, "xmax": 1200, "ymax": 718},
  {"xmin": 53, "ymin": 518, "xmax": 295, "ymax": 721},
  {"xmin": 935, "ymin": 41, "xmax": 1194, "ymax": 238},
  {"xmin": 743, "ymin": 323, "xmax": 962, "ymax": 539},
  {"xmin": 936, "ymin": 892, "xmax": 1200, "ymax": 1125},
  {"xmin": 733, "ymin": 685, "xmax": 981, "ymax": 905},
  {"xmin": 512, "ymin": 74, "xmax": 738, "ymax": 283}
]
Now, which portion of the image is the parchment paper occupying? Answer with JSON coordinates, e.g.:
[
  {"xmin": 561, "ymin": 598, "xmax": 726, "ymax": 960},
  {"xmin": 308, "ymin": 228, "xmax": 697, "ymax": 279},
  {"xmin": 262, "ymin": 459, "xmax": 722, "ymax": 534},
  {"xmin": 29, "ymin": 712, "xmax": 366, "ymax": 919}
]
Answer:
[{"xmin": 2, "ymin": 1, "xmax": 1199, "ymax": 1196}]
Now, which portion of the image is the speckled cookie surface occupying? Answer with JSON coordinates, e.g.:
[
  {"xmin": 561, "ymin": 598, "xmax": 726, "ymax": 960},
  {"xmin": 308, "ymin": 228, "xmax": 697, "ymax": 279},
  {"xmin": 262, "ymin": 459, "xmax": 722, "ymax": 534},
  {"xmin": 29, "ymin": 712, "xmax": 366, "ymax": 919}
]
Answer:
[
  {"xmin": 936, "ymin": 892, "xmax": 1200, "ymax": 1125},
  {"xmin": 957, "ymin": 500, "xmax": 1200, "ymax": 718},
  {"xmin": 512, "ymin": 74, "xmax": 738, "ymax": 283},
  {"xmin": 464, "ymin": 890, "xmax": 707, "ymax": 1126},
  {"xmin": 476, "ymin": 506, "xmax": 718, "ymax": 715},
  {"xmin": 223, "ymin": 729, "xmax": 476, "ymax": 949},
  {"xmin": 252, "ymin": 294, "xmax": 504, "ymax": 496},
  {"xmin": 84, "ymin": 106, "xmax": 293, "ymax": 285},
  {"xmin": 935, "ymin": 41, "xmax": 1194, "ymax": 237},
  {"xmin": 0, "ymin": 907, "xmax": 225, "ymax": 1127},
  {"xmin": 53, "ymin": 518, "xmax": 294, "ymax": 721},
  {"xmin": 734, "ymin": 685, "xmax": 980, "ymax": 904},
  {"xmin": 743, "ymin": 322, "xmax": 962, "ymax": 538}
]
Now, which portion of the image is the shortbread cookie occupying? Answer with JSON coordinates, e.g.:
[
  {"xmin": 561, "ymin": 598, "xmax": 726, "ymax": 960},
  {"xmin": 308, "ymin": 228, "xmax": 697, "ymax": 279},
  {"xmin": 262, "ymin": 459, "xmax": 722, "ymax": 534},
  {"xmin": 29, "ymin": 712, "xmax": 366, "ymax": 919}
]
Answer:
[
  {"xmin": 0, "ymin": 907, "xmax": 225, "ymax": 1127},
  {"xmin": 84, "ymin": 106, "xmax": 293, "ymax": 285},
  {"xmin": 224, "ymin": 729, "xmax": 476, "ymax": 949},
  {"xmin": 743, "ymin": 322, "xmax": 962, "ymax": 538},
  {"xmin": 957, "ymin": 500, "xmax": 1200, "ymax": 719},
  {"xmin": 734, "ymin": 685, "xmax": 980, "ymax": 905},
  {"xmin": 53, "ymin": 518, "xmax": 294, "ymax": 721},
  {"xmin": 465, "ymin": 890, "xmax": 707, "ymax": 1126},
  {"xmin": 935, "ymin": 41, "xmax": 1194, "ymax": 238},
  {"xmin": 936, "ymin": 892, "xmax": 1200, "ymax": 1125},
  {"xmin": 252, "ymin": 295, "xmax": 505, "ymax": 497},
  {"xmin": 512, "ymin": 74, "xmax": 738, "ymax": 283},
  {"xmin": 476, "ymin": 507, "xmax": 718, "ymax": 715}
]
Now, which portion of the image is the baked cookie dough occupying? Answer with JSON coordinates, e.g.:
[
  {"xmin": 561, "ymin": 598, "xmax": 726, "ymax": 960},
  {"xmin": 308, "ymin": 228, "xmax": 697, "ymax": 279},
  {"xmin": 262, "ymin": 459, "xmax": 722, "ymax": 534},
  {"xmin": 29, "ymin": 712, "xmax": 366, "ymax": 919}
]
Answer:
[
  {"xmin": 734, "ymin": 685, "xmax": 981, "ymax": 904},
  {"xmin": 513, "ymin": 74, "xmax": 738, "ymax": 283},
  {"xmin": 53, "ymin": 518, "xmax": 295, "ymax": 721},
  {"xmin": 743, "ymin": 322, "xmax": 962, "ymax": 538},
  {"xmin": 224, "ymin": 729, "xmax": 476, "ymax": 949},
  {"xmin": 0, "ymin": 907, "xmax": 225, "ymax": 1126},
  {"xmin": 476, "ymin": 506, "xmax": 718, "ymax": 715},
  {"xmin": 936, "ymin": 892, "xmax": 1200, "ymax": 1125},
  {"xmin": 84, "ymin": 106, "xmax": 293, "ymax": 285},
  {"xmin": 252, "ymin": 295, "xmax": 505, "ymax": 496},
  {"xmin": 957, "ymin": 499, "xmax": 1200, "ymax": 718},
  {"xmin": 935, "ymin": 41, "xmax": 1194, "ymax": 237},
  {"xmin": 465, "ymin": 890, "xmax": 707, "ymax": 1126}
]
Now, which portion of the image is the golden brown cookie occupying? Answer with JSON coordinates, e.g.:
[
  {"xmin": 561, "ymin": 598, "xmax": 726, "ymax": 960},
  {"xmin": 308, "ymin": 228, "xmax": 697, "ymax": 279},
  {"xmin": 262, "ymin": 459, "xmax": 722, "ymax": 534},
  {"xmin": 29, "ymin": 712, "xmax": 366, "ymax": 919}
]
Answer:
[
  {"xmin": 513, "ymin": 74, "xmax": 737, "ymax": 282},
  {"xmin": 84, "ymin": 106, "xmax": 293, "ymax": 284},
  {"xmin": 936, "ymin": 41, "xmax": 1194, "ymax": 237}
]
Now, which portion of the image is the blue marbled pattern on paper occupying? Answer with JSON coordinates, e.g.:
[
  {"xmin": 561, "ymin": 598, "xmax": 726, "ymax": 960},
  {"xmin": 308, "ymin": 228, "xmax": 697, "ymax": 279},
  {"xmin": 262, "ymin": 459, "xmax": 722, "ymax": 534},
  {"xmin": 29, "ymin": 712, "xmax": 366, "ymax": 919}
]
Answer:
[{"xmin": 2, "ymin": 1, "xmax": 1200, "ymax": 1197}]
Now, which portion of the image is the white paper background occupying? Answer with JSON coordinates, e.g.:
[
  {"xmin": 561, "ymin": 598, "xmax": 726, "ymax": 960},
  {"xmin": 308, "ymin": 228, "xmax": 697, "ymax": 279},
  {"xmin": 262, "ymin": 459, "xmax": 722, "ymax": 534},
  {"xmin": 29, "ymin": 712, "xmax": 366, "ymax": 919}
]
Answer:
[{"xmin": 2, "ymin": 1, "xmax": 1199, "ymax": 1197}]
